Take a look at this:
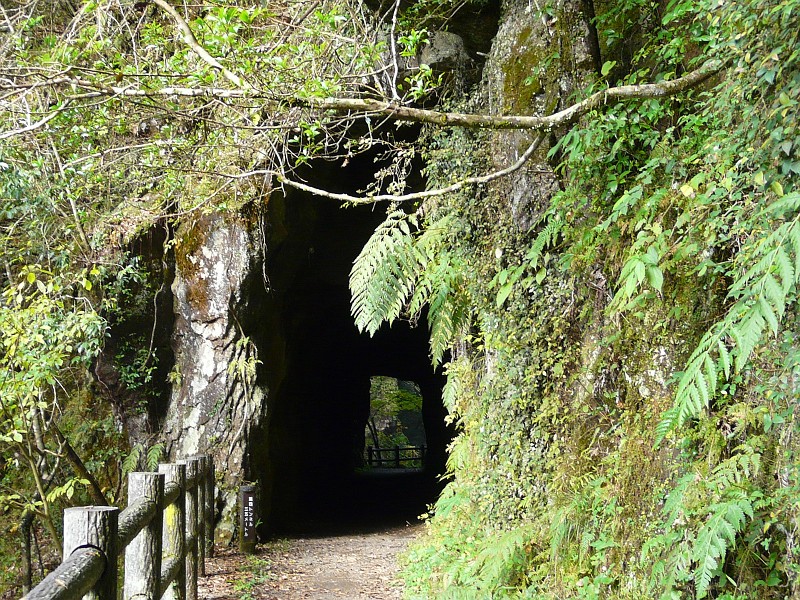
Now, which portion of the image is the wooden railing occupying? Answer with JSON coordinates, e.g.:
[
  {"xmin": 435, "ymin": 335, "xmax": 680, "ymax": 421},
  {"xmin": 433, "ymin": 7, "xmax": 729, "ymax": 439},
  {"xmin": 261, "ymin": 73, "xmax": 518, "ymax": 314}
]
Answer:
[
  {"xmin": 365, "ymin": 445, "xmax": 426, "ymax": 468},
  {"xmin": 22, "ymin": 455, "xmax": 215, "ymax": 600}
]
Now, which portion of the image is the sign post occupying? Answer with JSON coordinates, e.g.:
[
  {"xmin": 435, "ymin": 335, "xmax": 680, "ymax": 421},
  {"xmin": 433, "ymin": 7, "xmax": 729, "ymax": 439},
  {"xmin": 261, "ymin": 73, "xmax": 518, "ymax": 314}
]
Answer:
[{"xmin": 239, "ymin": 484, "xmax": 258, "ymax": 554}]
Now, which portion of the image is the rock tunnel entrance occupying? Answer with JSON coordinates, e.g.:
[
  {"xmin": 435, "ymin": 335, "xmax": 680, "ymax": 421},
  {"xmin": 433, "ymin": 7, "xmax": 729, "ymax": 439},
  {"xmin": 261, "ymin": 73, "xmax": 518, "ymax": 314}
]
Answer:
[{"xmin": 250, "ymin": 159, "xmax": 451, "ymax": 535}]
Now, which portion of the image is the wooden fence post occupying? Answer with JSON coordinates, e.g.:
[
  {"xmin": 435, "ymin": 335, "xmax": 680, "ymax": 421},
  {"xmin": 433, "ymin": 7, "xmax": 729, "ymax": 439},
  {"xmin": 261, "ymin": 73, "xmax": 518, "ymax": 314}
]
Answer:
[
  {"xmin": 124, "ymin": 472, "xmax": 164, "ymax": 600},
  {"xmin": 159, "ymin": 463, "xmax": 186, "ymax": 600},
  {"xmin": 183, "ymin": 458, "xmax": 200, "ymax": 600},
  {"xmin": 367, "ymin": 446, "xmax": 373, "ymax": 467},
  {"xmin": 63, "ymin": 506, "xmax": 119, "ymax": 600},
  {"xmin": 195, "ymin": 456, "xmax": 207, "ymax": 576},
  {"xmin": 394, "ymin": 445, "xmax": 400, "ymax": 468},
  {"xmin": 205, "ymin": 458, "xmax": 215, "ymax": 559}
]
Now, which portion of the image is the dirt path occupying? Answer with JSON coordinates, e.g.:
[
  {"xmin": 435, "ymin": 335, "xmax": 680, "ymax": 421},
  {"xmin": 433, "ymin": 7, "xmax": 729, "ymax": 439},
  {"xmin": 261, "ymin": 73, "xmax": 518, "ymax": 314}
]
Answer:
[{"xmin": 199, "ymin": 524, "xmax": 422, "ymax": 600}]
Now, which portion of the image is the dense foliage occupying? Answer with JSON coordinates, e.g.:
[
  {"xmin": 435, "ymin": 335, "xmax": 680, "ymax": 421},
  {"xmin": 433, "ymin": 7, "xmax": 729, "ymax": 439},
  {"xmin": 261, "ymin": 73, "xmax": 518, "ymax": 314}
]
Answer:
[{"xmin": 350, "ymin": 0, "xmax": 800, "ymax": 597}]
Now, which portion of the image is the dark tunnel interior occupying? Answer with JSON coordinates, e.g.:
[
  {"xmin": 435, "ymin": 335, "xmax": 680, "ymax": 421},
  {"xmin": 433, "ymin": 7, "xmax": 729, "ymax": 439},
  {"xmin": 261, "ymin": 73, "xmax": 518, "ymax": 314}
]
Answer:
[{"xmin": 251, "ymin": 155, "xmax": 452, "ymax": 536}]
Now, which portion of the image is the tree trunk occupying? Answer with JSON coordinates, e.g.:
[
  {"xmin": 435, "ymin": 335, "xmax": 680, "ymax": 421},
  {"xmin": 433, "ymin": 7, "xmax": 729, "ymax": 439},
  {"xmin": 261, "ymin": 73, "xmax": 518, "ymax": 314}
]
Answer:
[{"xmin": 20, "ymin": 510, "xmax": 33, "ymax": 594}]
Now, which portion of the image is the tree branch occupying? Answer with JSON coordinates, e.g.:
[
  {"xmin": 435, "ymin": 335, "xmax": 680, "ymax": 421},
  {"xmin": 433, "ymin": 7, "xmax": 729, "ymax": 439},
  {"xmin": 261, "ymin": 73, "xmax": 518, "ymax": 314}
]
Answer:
[
  {"xmin": 274, "ymin": 133, "xmax": 546, "ymax": 204},
  {"xmin": 307, "ymin": 60, "xmax": 723, "ymax": 130},
  {"xmin": 0, "ymin": 59, "xmax": 723, "ymax": 134},
  {"xmin": 150, "ymin": 0, "xmax": 250, "ymax": 90},
  {"xmin": 50, "ymin": 424, "xmax": 108, "ymax": 506},
  {"xmin": 0, "ymin": 99, "xmax": 71, "ymax": 140}
]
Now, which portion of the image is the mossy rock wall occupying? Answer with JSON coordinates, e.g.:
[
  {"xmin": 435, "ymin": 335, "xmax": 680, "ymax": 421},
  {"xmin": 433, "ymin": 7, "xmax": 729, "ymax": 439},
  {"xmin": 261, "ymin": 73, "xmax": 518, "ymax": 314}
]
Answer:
[
  {"xmin": 166, "ymin": 210, "xmax": 268, "ymax": 544},
  {"xmin": 403, "ymin": 0, "xmax": 735, "ymax": 596}
]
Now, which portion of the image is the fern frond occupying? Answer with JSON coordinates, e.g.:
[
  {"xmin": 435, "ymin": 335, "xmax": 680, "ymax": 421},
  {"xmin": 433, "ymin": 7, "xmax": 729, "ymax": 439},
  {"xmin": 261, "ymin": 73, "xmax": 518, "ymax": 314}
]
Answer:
[
  {"xmin": 441, "ymin": 359, "xmax": 465, "ymax": 414},
  {"xmin": 710, "ymin": 448, "xmax": 761, "ymax": 488},
  {"xmin": 774, "ymin": 244, "xmax": 794, "ymax": 292},
  {"xmin": 716, "ymin": 339, "xmax": 731, "ymax": 380},
  {"xmin": 350, "ymin": 210, "xmax": 420, "ymax": 335},
  {"xmin": 489, "ymin": 217, "xmax": 563, "ymax": 308},
  {"xmin": 526, "ymin": 219, "xmax": 563, "ymax": 269},
  {"xmin": 761, "ymin": 191, "xmax": 800, "ymax": 217},
  {"xmin": 757, "ymin": 296, "xmax": 779, "ymax": 335},
  {"xmin": 733, "ymin": 306, "xmax": 765, "ymax": 370},
  {"xmin": 472, "ymin": 525, "xmax": 537, "ymax": 589},
  {"xmin": 659, "ymin": 208, "xmax": 800, "ymax": 438},
  {"xmin": 428, "ymin": 265, "xmax": 465, "ymax": 367},
  {"xmin": 654, "ymin": 406, "xmax": 678, "ymax": 444},
  {"xmin": 122, "ymin": 443, "xmax": 143, "ymax": 475},
  {"xmin": 790, "ymin": 222, "xmax": 800, "ymax": 274},
  {"xmin": 692, "ymin": 511, "xmax": 727, "ymax": 598},
  {"xmin": 762, "ymin": 273, "xmax": 785, "ymax": 319},
  {"xmin": 350, "ymin": 211, "xmax": 469, "ymax": 364},
  {"xmin": 671, "ymin": 348, "xmax": 714, "ymax": 429},
  {"xmin": 146, "ymin": 443, "xmax": 164, "ymax": 471},
  {"xmin": 662, "ymin": 472, "xmax": 695, "ymax": 526},
  {"xmin": 692, "ymin": 492, "xmax": 752, "ymax": 598}
]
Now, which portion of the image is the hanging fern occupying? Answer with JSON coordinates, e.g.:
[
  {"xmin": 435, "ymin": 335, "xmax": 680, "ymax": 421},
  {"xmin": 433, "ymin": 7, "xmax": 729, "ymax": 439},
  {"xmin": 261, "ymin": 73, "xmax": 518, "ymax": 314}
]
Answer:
[
  {"xmin": 350, "ymin": 210, "xmax": 468, "ymax": 365},
  {"xmin": 424, "ymin": 255, "xmax": 468, "ymax": 365},
  {"xmin": 656, "ymin": 192, "xmax": 800, "ymax": 442},
  {"xmin": 349, "ymin": 210, "xmax": 420, "ymax": 335}
]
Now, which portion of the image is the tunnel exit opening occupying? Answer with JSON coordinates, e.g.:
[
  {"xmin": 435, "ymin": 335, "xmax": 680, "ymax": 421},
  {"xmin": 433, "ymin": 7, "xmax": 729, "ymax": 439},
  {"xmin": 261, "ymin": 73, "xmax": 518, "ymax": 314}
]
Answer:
[{"xmin": 363, "ymin": 376, "xmax": 427, "ymax": 471}]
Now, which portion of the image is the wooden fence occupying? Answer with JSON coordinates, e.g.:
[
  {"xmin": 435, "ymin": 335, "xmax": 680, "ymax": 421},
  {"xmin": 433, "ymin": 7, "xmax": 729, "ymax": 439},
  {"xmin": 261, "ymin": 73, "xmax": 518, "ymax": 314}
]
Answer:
[
  {"xmin": 365, "ymin": 445, "xmax": 426, "ymax": 468},
  {"xmin": 22, "ymin": 455, "xmax": 215, "ymax": 600}
]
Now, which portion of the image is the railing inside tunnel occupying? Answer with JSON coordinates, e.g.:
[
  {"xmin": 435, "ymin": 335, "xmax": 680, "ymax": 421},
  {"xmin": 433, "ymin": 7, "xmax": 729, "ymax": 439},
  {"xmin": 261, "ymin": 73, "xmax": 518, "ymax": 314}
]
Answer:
[
  {"xmin": 365, "ymin": 445, "xmax": 426, "ymax": 468},
  {"xmin": 21, "ymin": 455, "xmax": 215, "ymax": 600}
]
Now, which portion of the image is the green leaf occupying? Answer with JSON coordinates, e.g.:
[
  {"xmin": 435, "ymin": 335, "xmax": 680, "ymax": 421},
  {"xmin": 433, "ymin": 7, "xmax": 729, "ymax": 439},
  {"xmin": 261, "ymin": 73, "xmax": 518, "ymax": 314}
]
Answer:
[
  {"xmin": 601, "ymin": 60, "xmax": 617, "ymax": 76},
  {"xmin": 757, "ymin": 295, "xmax": 779, "ymax": 335},
  {"xmin": 774, "ymin": 245, "xmax": 794, "ymax": 292},
  {"xmin": 645, "ymin": 265, "xmax": 663, "ymax": 291},
  {"xmin": 633, "ymin": 260, "xmax": 646, "ymax": 284},
  {"xmin": 497, "ymin": 281, "xmax": 514, "ymax": 307},
  {"xmin": 717, "ymin": 340, "xmax": 731, "ymax": 380}
]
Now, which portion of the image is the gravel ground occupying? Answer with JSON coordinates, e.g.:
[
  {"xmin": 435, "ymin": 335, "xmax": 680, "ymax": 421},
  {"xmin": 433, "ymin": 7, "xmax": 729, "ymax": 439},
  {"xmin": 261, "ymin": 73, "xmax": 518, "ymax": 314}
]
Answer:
[{"xmin": 198, "ymin": 523, "xmax": 422, "ymax": 600}]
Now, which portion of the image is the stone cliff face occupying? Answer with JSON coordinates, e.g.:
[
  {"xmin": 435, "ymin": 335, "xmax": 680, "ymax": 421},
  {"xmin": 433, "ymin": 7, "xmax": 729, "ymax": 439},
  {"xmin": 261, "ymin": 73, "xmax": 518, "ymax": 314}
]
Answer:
[
  {"xmin": 165, "ymin": 211, "xmax": 267, "ymax": 542},
  {"xmin": 474, "ymin": 0, "xmax": 703, "ymax": 450},
  {"xmin": 481, "ymin": 0, "xmax": 598, "ymax": 228},
  {"xmin": 159, "ymin": 179, "xmax": 451, "ymax": 538}
]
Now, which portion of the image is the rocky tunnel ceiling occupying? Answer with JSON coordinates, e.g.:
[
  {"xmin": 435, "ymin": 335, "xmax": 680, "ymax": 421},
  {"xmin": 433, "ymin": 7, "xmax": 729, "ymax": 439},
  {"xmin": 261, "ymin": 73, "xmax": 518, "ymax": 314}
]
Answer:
[{"xmin": 248, "ymin": 159, "xmax": 451, "ymax": 534}]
